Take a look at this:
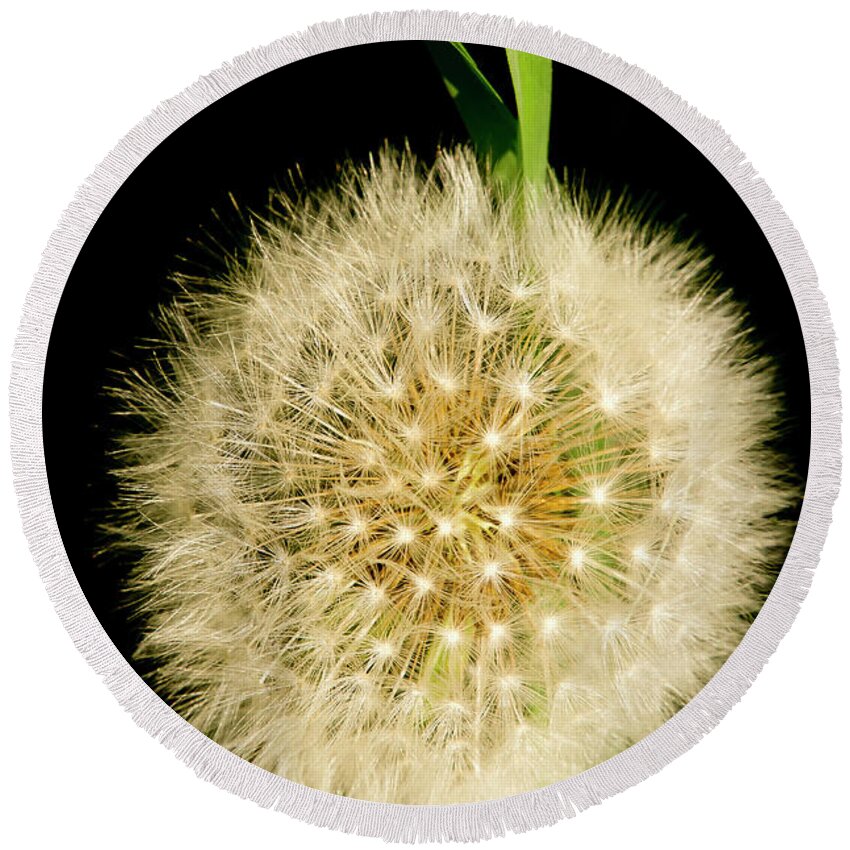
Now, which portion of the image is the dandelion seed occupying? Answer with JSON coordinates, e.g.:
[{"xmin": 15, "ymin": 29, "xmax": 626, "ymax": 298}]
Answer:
[
  {"xmin": 489, "ymin": 622, "xmax": 508, "ymax": 644},
  {"xmin": 305, "ymin": 503, "xmax": 328, "ymax": 526},
  {"xmin": 358, "ymin": 445, "xmax": 380, "ymax": 469},
  {"xmin": 435, "ymin": 517, "xmax": 457, "ymax": 538},
  {"xmin": 553, "ymin": 319, "xmax": 577, "ymax": 343},
  {"xmin": 371, "ymin": 640, "xmax": 395, "ymax": 661},
  {"xmin": 590, "ymin": 484, "xmax": 608, "ymax": 506},
  {"xmin": 382, "ymin": 473, "xmax": 406, "ymax": 496},
  {"xmin": 570, "ymin": 548, "xmax": 586, "ymax": 571},
  {"xmin": 345, "ymin": 514, "xmax": 369, "ymax": 537},
  {"xmin": 393, "ymin": 525, "xmax": 416, "ymax": 547},
  {"xmin": 511, "ymin": 373, "xmax": 537, "ymax": 405},
  {"xmin": 599, "ymin": 385, "xmax": 620, "ymax": 413},
  {"xmin": 401, "ymin": 422, "xmax": 425, "ymax": 444},
  {"xmin": 481, "ymin": 561, "xmax": 502, "ymax": 580},
  {"xmin": 647, "ymin": 440, "xmax": 665, "ymax": 461},
  {"xmin": 542, "ymin": 616, "xmax": 560, "ymax": 637},
  {"xmin": 632, "ymin": 545, "xmax": 649, "ymax": 564},
  {"xmin": 433, "ymin": 370, "xmax": 460, "ymax": 395},
  {"xmin": 499, "ymin": 675, "xmax": 521, "ymax": 692},
  {"xmin": 649, "ymin": 604, "xmax": 675, "ymax": 639},
  {"xmin": 473, "ymin": 312, "xmax": 499, "ymax": 336},
  {"xmin": 412, "ymin": 574, "xmax": 434, "ymax": 596},
  {"xmin": 495, "ymin": 506, "xmax": 518, "ymax": 530},
  {"xmin": 508, "ymin": 282, "xmax": 531, "ymax": 301},
  {"xmin": 603, "ymin": 618, "xmax": 625, "ymax": 643},
  {"xmin": 380, "ymin": 378, "xmax": 406, "ymax": 401},
  {"xmin": 482, "ymin": 428, "xmax": 503, "ymax": 451}
]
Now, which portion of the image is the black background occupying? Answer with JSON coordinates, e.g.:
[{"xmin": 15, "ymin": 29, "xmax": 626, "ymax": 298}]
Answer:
[{"xmin": 42, "ymin": 41, "xmax": 810, "ymax": 670}]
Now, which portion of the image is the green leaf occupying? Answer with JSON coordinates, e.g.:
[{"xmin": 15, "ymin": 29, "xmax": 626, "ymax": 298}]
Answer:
[
  {"xmin": 506, "ymin": 48, "xmax": 553, "ymax": 190},
  {"xmin": 428, "ymin": 42, "xmax": 519, "ymax": 186}
]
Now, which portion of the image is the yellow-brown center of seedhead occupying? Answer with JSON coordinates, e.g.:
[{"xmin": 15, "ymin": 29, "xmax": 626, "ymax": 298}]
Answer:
[{"xmin": 245, "ymin": 268, "xmax": 659, "ymax": 766}]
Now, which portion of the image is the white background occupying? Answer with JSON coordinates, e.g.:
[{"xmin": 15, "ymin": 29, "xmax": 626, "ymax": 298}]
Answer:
[{"xmin": 1, "ymin": 2, "xmax": 847, "ymax": 847}]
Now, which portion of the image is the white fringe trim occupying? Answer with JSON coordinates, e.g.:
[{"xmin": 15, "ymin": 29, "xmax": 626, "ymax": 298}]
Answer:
[{"xmin": 8, "ymin": 9, "xmax": 841, "ymax": 843}]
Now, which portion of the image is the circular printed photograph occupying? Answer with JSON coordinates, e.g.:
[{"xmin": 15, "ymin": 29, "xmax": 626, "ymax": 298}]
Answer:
[{"xmin": 43, "ymin": 41, "xmax": 808, "ymax": 805}]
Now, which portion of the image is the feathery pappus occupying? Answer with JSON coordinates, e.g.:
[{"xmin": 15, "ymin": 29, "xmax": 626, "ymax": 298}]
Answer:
[{"xmin": 112, "ymin": 145, "xmax": 794, "ymax": 803}]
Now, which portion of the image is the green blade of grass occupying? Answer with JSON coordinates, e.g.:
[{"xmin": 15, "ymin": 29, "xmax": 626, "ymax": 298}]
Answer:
[
  {"xmin": 428, "ymin": 41, "xmax": 519, "ymax": 186},
  {"xmin": 506, "ymin": 48, "xmax": 553, "ymax": 190}
]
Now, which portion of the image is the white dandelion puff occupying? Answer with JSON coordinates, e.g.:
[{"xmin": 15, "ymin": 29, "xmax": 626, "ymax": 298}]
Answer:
[{"xmin": 114, "ymin": 146, "xmax": 796, "ymax": 804}]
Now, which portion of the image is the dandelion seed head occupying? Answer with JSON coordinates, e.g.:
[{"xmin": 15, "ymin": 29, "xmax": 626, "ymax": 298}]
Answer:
[{"xmin": 113, "ymin": 145, "xmax": 796, "ymax": 804}]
